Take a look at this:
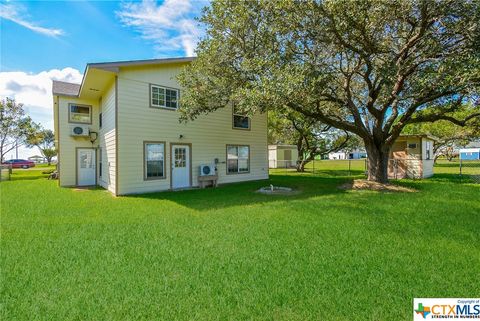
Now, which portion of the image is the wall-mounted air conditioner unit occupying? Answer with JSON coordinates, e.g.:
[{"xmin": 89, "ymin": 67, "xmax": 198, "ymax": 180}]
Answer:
[
  {"xmin": 70, "ymin": 125, "xmax": 90, "ymax": 137},
  {"xmin": 199, "ymin": 164, "xmax": 216, "ymax": 176}
]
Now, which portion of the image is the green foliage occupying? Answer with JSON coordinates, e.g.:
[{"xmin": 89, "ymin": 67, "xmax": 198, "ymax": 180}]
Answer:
[
  {"xmin": 269, "ymin": 110, "xmax": 359, "ymax": 171},
  {"xmin": 178, "ymin": 0, "xmax": 480, "ymax": 181},
  {"xmin": 26, "ymin": 129, "xmax": 57, "ymax": 165},
  {"xmin": 404, "ymin": 104, "xmax": 480, "ymax": 159},
  {"xmin": 2, "ymin": 168, "xmax": 479, "ymax": 320},
  {"xmin": 0, "ymin": 98, "xmax": 40, "ymax": 161}
]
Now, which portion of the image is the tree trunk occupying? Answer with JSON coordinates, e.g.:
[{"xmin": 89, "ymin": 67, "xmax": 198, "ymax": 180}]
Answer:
[
  {"xmin": 365, "ymin": 142, "xmax": 391, "ymax": 183},
  {"xmin": 296, "ymin": 160, "xmax": 307, "ymax": 172}
]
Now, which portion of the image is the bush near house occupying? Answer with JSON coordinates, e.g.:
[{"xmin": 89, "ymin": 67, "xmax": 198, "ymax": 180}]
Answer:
[{"xmin": 1, "ymin": 166, "xmax": 478, "ymax": 320}]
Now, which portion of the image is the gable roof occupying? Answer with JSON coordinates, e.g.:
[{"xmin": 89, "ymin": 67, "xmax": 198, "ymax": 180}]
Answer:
[
  {"xmin": 398, "ymin": 134, "xmax": 439, "ymax": 142},
  {"xmin": 87, "ymin": 57, "xmax": 195, "ymax": 72},
  {"xmin": 52, "ymin": 80, "xmax": 80, "ymax": 96}
]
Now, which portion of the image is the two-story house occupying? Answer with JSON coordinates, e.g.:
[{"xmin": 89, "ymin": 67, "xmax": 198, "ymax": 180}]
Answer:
[{"xmin": 52, "ymin": 57, "xmax": 268, "ymax": 195}]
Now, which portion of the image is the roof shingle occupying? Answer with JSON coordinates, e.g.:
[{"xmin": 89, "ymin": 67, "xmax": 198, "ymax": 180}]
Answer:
[{"xmin": 52, "ymin": 80, "xmax": 80, "ymax": 96}]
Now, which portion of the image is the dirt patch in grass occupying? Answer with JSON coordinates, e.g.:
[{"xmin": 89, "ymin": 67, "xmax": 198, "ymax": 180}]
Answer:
[
  {"xmin": 73, "ymin": 187, "xmax": 95, "ymax": 192},
  {"xmin": 339, "ymin": 179, "xmax": 417, "ymax": 193}
]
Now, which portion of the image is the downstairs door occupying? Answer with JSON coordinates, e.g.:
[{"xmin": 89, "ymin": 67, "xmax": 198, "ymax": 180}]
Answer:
[
  {"xmin": 77, "ymin": 148, "xmax": 96, "ymax": 186},
  {"xmin": 171, "ymin": 144, "xmax": 191, "ymax": 189}
]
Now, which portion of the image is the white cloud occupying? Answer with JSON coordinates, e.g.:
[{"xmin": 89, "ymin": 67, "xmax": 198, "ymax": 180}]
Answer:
[
  {"xmin": 0, "ymin": 68, "xmax": 83, "ymax": 159},
  {"xmin": 117, "ymin": 0, "xmax": 207, "ymax": 56},
  {"xmin": 0, "ymin": 68, "xmax": 83, "ymax": 115},
  {"xmin": 0, "ymin": 3, "xmax": 64, "ymax": 37}
]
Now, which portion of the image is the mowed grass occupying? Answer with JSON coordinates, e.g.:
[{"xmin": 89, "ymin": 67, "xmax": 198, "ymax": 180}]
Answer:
[{"xmin": 1, "ymin": 165, "xmax": 479, "ymax": 321}]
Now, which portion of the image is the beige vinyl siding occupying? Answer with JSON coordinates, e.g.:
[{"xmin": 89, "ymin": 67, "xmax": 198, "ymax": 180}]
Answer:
[
  {"xmin": 406, "ymin": 138, "xmax": 421, "ymax": 159},
  {"xmin": 405, "ymin": 159, "xmax": 423, "ymax": 178},
  {"xmin": 97, "ymin": 80, "xmax": 116, "ymax": 193},
  {"xmin": 422, "ymin": 160, "xmax": 434, "ymax": 178},
  {"xmin": 116, "ymin": 64, "xmax": 268, "ymax": 195},
  {"xmin": 389, "ymin": 136, "xmax": 436, "ymax": 179},
  {"xmin": 57, "ymin": 97, "xmax": 99, "ymax": 186}
]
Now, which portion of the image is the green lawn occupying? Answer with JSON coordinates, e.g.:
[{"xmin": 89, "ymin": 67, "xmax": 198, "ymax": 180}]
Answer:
[{"xmin": 1, "ymin": 166, "xmax": 479, "ymax": 320}]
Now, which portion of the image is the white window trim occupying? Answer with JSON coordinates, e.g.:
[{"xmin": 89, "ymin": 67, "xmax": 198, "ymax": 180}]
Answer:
[{"xmin": 149, "ymin": 84, "xmax": 179, "ymax": 110}]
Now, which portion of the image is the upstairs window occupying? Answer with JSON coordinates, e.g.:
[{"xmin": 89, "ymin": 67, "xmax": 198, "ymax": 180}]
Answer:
[
  {"xmin": 150, "ymin": 84, "xmax": 179, "ymax": 110},
  {"xmin": 69, "ymin": 104, "xmax": 92, "ymax": 124},
  {"xmin": 227, "ymin": 145, "xmax": 250, "ymax": 174},
  {"xmin": 233, "ymin": 105, "xmax": 250, "ymax": 130}
]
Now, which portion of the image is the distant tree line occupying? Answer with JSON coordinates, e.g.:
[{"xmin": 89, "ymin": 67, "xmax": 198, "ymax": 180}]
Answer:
[{"xmin": 1, "ymin": 98, "xmax": 57, "ymax": 165}]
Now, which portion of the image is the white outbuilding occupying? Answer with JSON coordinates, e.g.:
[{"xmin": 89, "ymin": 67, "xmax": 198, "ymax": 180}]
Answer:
[{"xmin": 268, "ymin": 145, "xmax": 298, "ymax": 168}]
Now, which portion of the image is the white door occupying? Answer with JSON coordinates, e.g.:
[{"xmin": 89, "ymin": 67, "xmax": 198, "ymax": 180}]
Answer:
[
  {"xmin": 172, "ymin": 145, "xmax": 190, "ymax": 189},
  {"xmin": 77, "ymin": 148, "xmax": 96, "ymax": 186}
]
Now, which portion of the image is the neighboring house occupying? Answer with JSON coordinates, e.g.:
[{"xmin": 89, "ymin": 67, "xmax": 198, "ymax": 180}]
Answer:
[
  {"xmin": 459, "ymin": 147, "xmax": 480, "ymax": 160},
  {"xmin": 52, "ymin": 57, "xmax": 268, "ymax": 195},
  {"xmin": 268, "ymin": 144, "xmax": 298, "ymax": 168},
  {"xmin": 28, "ymin": 155, "xmax": 44, "ymax": 163},
  {"xmin": 388, "ymin": 134, "xmax": 436, "ymax": 179},
  {"xmin": 328, "ymin": 148, "xmax": 367, "ymax": 160}
]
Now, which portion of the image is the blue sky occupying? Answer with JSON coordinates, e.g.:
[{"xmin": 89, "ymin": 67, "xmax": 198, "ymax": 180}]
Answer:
[{"xmin": 0, "ymin": 0, "xmax": 207, "ymax": 159}]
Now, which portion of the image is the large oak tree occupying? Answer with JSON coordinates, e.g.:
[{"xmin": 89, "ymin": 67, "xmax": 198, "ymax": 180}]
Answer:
[{"xmin": 178, "ymin": 0, "xmax": 480, "ymax": 182}]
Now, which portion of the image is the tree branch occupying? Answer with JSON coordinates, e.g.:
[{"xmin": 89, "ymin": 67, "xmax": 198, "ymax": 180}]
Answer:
[{"xmin": 408, "ymin": 112, "xmax": 480, "ymax": 126}]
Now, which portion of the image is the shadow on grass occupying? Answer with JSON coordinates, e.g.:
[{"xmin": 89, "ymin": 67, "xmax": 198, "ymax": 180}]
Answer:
[
  {"xmin": 121, "ymin": 172, "xmax": 477, "ymax": 212},
  {"xmin": 428, "ymin": 173, "xmax": 479, "ymax": 184},
  {"xmin": 387, "ymin": 173, "xmax": 479, "ymax": 191},
  {"xmin": 127, "ymin": 175, "xmax": 350, "ymax": 211}
]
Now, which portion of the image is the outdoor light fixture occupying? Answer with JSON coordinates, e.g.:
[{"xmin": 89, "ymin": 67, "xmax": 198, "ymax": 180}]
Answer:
[{"xmin": 89, "ymin": 131, "xmax": 98, "ymax": 144}]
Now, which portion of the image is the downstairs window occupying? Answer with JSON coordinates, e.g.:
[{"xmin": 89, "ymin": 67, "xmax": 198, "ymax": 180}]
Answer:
[
  {"xmin": 227, "ymin": 145, "xmax": 250, "ymax": 174},
  {"xmin": 144, "ymin": 142, "xmax": 165, "ymax": 180}
]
